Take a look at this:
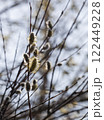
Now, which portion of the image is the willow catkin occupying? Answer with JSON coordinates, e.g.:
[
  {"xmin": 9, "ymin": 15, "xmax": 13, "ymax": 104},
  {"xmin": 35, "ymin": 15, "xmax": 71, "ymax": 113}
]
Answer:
[
  {"xmin": 29, "ymin": 57, "xmax": 37, "ymax": 72},
  {"xmin": 29, "ymin": 57, "xmax": 40, "ymax": 73}
]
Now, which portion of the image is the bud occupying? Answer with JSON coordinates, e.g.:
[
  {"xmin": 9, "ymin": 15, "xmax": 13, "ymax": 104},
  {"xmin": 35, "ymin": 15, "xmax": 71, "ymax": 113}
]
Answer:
[
  {"xmin": 25, "ymin": 82, "xmax": 31, "ymax": 91},
  {"xmin": 82, "ymin": 75, "xmax": 85, "ymax": 78},
  {"xmin": 33, "ymin": 48, "xmax": 39, "ymax": 57},
  {"xmin": 47, "ymin": 29, "xmax": 53, "ymax": 37},
  {"xmin": 20, "ymin": 82, "xmax": 25, "ymax": 90},
  {"xmin": 33, "ymin": 79, "xmax": 37, "ymax": 85},
  {"xmin": 65, "ymin": 86, "xmax": 68, "ymax": 91},
  {"xmin": 29, "ymin": 43, "xmax": 36, "ymax": 53},
  {"xmin": 31, "ymin": 84, "xmax": 38, "ymax": 91},
  {"xmin": 42, "ymin": 42, "xmax": 50, "ymax": 51},
  {"xmin": 57, "ymin": 63, "xmax": 62, "ymax": 66},
  {"xmin": 45, "ymin": 61, "xmax": 51, "ymax": 71},
  {"xmin": 47, "ymin": 61, "xmax": 51, "ymax": 70},
  {"xmin": 2, "ymin": 96, "xmax": 10, "ymax": 106},
  {"xmin": 23, "ymin": 53, "xmax": 29, "ymax": 64},
  {"xmin": 20, "ymin": 82, "xmax": 25, "ymax": 88},
  {"xmin": 15, "ymin": 90, "xmax": 21, "ymax": 94},
  {"xmin": 46, "ymin": 20, "xmax": 52, "ymax": 30},
  {"xmin": 6, "ymin": 96, "xmax": 10, "ymax": 101},
  {"xmin": 28, "ymin": 33, "xmax": 36, "ymax": 44}
]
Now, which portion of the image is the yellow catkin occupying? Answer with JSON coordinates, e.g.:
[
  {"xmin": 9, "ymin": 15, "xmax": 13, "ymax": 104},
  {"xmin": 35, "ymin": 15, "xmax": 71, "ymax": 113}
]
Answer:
[
  {"xmin": 60, "ymin": 107, "xmax": 68, "ymax": 114},
  {"xmin": 30, "ymin": 58, "xmax": 37, "ymax": 72},
  {"xmin": 28, "ymin": 57, "xmax": 40, "ymax": 74}
]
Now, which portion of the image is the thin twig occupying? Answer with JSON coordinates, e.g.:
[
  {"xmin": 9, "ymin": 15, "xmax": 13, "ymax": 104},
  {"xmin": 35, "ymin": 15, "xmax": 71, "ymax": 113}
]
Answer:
[
  {"xmin": 9, "ymin": 34, "xmax": 20, "ymax": 80},
  {"xmin": 35, "ymin": 0, "xmax": 51, "ymax": 36},
  {"xmin": 0, "ymin": 20, "xmax": 10, "ymax": 106},
  {"xmin": 32, "ymin": 0, "xmax": 44, "ymax": 31}
]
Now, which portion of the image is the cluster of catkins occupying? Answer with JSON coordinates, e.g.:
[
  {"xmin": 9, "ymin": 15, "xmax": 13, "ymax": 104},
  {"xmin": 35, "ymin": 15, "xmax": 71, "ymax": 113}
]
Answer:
[
  {"xmin": 21, "ymin": 79, "xmax": 38, "ymax": 92},
  {"xmin": 14, "ymin": 79, "xmax": 38, "ymax": 95},
  {"xmin": 21, "ymin": 20, "xmax": 53, "ymax": 92},
  {"xmin": 23, "ymin": 20, "xmax": 53, "ymax": 74},
  {"xmin": 2, "ymin": 21, "xmax": 61, "ymax": 104},
  {"xmin": 23, "ymin": 33, "xmax": 40, "ymax": 74}
]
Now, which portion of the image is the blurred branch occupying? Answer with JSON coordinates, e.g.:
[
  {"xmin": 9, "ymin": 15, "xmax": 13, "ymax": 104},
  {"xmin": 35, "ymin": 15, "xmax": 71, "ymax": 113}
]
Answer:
[
  {"xmin": 47, "ymin": 0, "xmax": 87, "ymax": 114},
  {"xmin": 0, "ymin": 20, "xmax": 10, "ymax": 107},
  {"xmin": 49, "ymin": 107, "xmax": 88, "ymax": 120},
  {"xmin": 35, "ymin": 0, "xmax": 51, "ymax": 36},
  {"xmin": 0, "ymin": 1, "xmax": 26, "ymax": 15}
]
